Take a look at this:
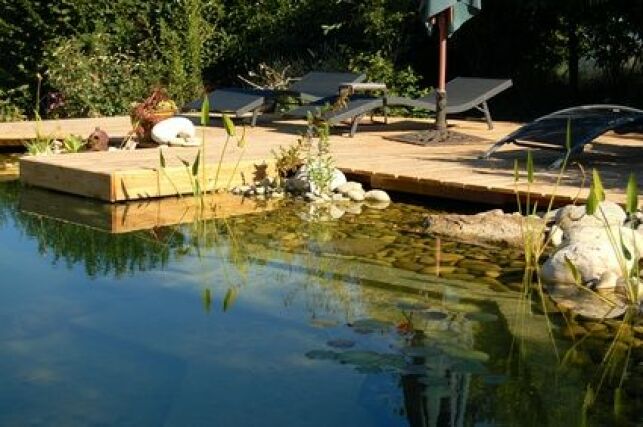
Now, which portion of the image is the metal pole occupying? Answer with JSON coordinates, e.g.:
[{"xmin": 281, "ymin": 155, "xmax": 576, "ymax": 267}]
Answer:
[{"xmin": 438, "ymin": 9, "xmax": 449, "ymax": 92}]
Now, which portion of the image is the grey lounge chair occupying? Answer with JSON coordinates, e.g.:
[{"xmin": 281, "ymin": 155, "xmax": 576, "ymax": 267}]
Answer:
[
  {"xmin": 183, "ymin": 72, "xmax": 366, "ymax": 126},
  {"xmin": 288, "ymin": 77, "xmax": 512, "ymax": 137},
  {"xmin": 481, "ymin": 104, "xmax": 643, "ymax": 168}
]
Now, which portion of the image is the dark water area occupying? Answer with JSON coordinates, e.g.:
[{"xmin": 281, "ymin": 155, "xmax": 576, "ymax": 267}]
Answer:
[{"xmin": 0, "ymin": 178, "xmax": 640, "ymax": 426}]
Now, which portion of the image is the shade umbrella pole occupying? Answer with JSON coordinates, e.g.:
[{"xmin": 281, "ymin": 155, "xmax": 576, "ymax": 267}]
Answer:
[
  {"xmin": 435, "ymin": 8, "xmax": 450, "ymax": 132},
  {"xmin": 438, "ymin": 8, "xmax": 448, "ymax": 92}
]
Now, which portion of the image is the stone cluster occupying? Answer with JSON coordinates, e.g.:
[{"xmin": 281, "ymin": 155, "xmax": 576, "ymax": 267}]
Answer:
[{"xmin": 231, "ymin": 166, "xmax": 391, "ymax": 217}]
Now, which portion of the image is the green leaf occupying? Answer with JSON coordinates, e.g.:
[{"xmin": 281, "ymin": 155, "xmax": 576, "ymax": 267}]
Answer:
[
  {"xmin": 586, "ymin": 185, "xmax": 598, "ymax": 215},
  {"xmin": 620, "ymin": 231, "xmax": 632, "ymax": 261},
  {"xmin": 526, "ymin": 150, "xmax": 534, "ymax": 184},
  {"xmin": 200, "ymin": 94, "xmax": 210, "ymax": 126},
  {"xmin": 178, "ymin": 157, "xmax": 190, "ymax": 168},
  {"xmin": 564, "ymin": 255, "xmax": 581, "ymax": 285},
  {"xmin": 159, "ymin": 149, "xmax": 166, "ymax": 168},
  {"xmin": 222, "ymin": 114, "xmax": 236, "ymax": 136},
  {"xmin": 565, "ymin": 118, "xmax": 572, "ymax": 152},
  {"xmin": 192, "ymin": 150, "xmax": 200, "ymax": 176},
  {"xmin": 614, "ymin": 388, "xmax": 624, "ymax": 418},
  {"xmin": 513, "ymin": 159, "xmax": 520, "ymax": 183},
  {"xmin": 202, "ymin": 288, "xmax": 212, "ymax": 313},
  {"xmin": 237, "ymin": 126, "xmax": 247, "ymax": 148},
  {"xmin": 592, "ymin": 169, "xmax": 605, "ymax": 201},
  {"xmin": 625, "ymin": 172, "xmax": 638, "ymax": 214},
  {"xmin": 223, "ymin": 287, "xmax": 237, "ymax": 312}
]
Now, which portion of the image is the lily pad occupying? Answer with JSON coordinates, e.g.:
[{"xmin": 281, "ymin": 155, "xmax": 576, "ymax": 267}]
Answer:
[
  {"xmin": 327, "ymin": 339, "xmax": 356, "ymax": 349},
  {"xmin": 464, "ymin": 312, "xmax": 499, "ymax": 323},
  {"xmin": 310, "ymin": 318, "xmax": 340, "ymax": 329},
  {"xmin": 396, "ymin": 300, "xmax": 432, "ymax": 311},
  {"xmin": 441, "ymin": 345, "xmax": 490, "ymax": 363},
  {"xmin": 305, "ymin": 350, "xmax": 338, "ymax": 361},
  {"xmin": 401, "ymin": 345, "xmax": 443, "ymax": 358},
  {"xmin": 418, "ymin": 311, "xmax": 449, "ymax": 321},
  {"xmin": 349, "ymin": 318, "xmax": 392, "ymax": 334}
]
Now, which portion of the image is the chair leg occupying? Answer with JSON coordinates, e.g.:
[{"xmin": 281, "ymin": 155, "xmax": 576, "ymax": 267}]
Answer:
[
  {"xmin": 250, "ymin": 108, "xmax": 259, "ymax": 127},
  {"xmin": 350, "ymin": 114, "xmax": 365, "ymax": 138},
  {"xmin": 481, "ymin": 101, "xmax": 493, "ymax": 130},
  {"xmin": 479, "ymin": 140, "xmax": 505, "ymax": 159}
]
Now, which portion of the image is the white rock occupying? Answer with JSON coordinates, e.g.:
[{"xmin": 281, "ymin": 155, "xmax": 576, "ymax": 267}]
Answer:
[
  {"xmin": 364, "ymin": 189, "xmax": 391, "ymax": 203},
  {"xmin": 346, "ymin": 189, "xmax": 365, "ymax": 202},
  {"xmin": 336, "ymin": 181, "xmax": 363, "ymax": 195},
  {"xmin": 151, "ymin": 117, "xmax": 196, "ymax": 145},
  {"xmin": 543, "ymin": 224, "xmax": 643, "ymax": 287},
  {"xmin": 329, "ymin": 169, "xmax": 347, "ymax": 191},
  {"xmin": 304, "ymin": 192, "xmax": 318, "ymax": 202},
  {"xmin": 329, "ymin": 204, "xmax": 345, "ymax": 219},
  {"xmin": 344, "ymin": 203, "xmax": 363, "ymax": 215}
]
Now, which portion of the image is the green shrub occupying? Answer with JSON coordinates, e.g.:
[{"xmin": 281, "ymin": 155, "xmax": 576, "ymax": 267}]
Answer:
[
  {"xmin": 0, "ymin": 86, "xmax": 27, "ymax": 122},
  {"xmin": 349, "ymin": 52, "xmax": 427, "ymax": 99},
  {"xmin": 43, "ymin": 33, "xmax": 156, "ymax": 117}
]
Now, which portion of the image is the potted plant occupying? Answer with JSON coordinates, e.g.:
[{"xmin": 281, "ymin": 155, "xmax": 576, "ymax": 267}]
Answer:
[{"xmin": 129, "ymin": 88, "xmax": 178, "ymax": 145}]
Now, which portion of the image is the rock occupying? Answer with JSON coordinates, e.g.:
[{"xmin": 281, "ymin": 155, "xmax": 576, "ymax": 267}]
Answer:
[
  {"xmin": 344, "ymin": 203, "xmax": 363, "ymax": 215},
  {"xmin": 331, "ymin": 193, "xmax": 346, "ymax": 202},
  {"xmin": 562, "ymin": 324, "xmax": 588, "ymax": 339},
  {"xmin": 304, "ymin": 192, "xmax": 318, "ymax": 202},
  {"xmin": 546, "ymin": 283, "xmax": 628, "ymax": 319},
  {"xmin": 423, "ymin": 209, "xmax": 544, "ymax": 248},
  {"xmin": 346, "ymin": 189, "xmax": 365, "ymax": 202},
  {"xmin": 284, "ymin": 177, "xmax": 310, "ymax": 195},
  {"xmin": 542, "ymin": 203, "xmax": 643, "ymax": 287},
  {"xmin": 329, "ymin": 169, "xmax": 347, "ymax": 191},
  {"xmin": 336, "ymin": 181, "xmax": 363, "ymax": 195},
  {"xmin": 364, "ymin": 190, "xmax": 391, "ymax": 203},
  {"xmin": 87, "ymin": 127, "xmax": 109, "ymax": 151},
  {"xmin": 317, "ymin": 237, "xmax": 390, "ymax": 257},
  {"xmin": 151, "ymin": 117, "xmax": 198, "ymax": 146},
  {"xmin": 364, "ymin": 201, "xmax": 390, "ymax": 210},
  {"xmin": 329, "ymin": 204, "xmax": 345, "ymax": 219}
]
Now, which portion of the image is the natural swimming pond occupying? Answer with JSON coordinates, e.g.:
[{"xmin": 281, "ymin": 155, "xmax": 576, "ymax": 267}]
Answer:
[{"xmin": 0, "ymin": 177, "xmax": 640, "ymax": 426}]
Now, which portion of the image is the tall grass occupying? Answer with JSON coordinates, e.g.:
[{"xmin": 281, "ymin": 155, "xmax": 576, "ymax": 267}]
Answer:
[{"xmin": 512, "ymin": 119, "xmax": 640, "ymax": 421}]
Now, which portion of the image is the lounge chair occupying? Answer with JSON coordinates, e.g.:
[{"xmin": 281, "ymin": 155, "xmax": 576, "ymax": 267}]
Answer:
[
  {"xmin": 285, "ymin": 77, "xmax": 512, "ymax": 137},
  {"xmin": 481, "ymin": 104, "xmax": 643, "ymax": 168},
  {"xmin": 182, "ymin": 72, "xmax": 366, "ymax": 126}
]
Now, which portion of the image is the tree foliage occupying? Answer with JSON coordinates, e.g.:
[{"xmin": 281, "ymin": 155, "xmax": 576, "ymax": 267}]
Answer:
[{"xmin": 0, "ymin": 0, "xmax": 640, "ymax": 118}]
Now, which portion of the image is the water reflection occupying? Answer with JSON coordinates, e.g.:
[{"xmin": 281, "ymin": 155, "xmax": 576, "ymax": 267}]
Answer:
[{"xmin": 0, "ymin": 181, "xmax": 640, "ymax": 425}]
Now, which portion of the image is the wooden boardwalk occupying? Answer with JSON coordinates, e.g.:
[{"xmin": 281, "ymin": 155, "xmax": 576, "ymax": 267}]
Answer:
[{"xmin": 5, "ymin": 114, "xmax": 642, "ymax": 206}]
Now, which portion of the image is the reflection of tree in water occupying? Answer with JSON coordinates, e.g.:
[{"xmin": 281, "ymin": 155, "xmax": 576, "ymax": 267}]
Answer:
[
  {"xmin": 0, "ymin": 180, "xmax": 19, "ymax": 227},
  {"xmin": 15, "ymin": 214, "xmax": 182, "ymax": 277}
]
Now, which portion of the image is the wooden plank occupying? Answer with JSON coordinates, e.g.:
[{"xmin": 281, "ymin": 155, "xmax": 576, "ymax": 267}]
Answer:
[
  {"xmin": 0, "ymin": 116, "xmax": 133, "ymax": 141},
  {"xmin": 21, "ymin": 159, "xmax": 113, "ymax": 201}
]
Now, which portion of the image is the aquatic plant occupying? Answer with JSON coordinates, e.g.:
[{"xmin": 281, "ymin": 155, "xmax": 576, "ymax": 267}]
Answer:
[
  {"xmin": 301, "ymin": 111, "xmax": 334, "ymax": 195},
  {"xmin": 512, "ymin": 119, "xmax": 641, "ymax": 422},
  {"xmin": 62, "ymin": 134, "xmax": 86, "ymax": 153}
]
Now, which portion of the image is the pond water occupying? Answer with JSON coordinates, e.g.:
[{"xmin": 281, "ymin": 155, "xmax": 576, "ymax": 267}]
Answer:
[{"xmin": 0, "ymin": 177, "xmax": 641, "ymax": 426}]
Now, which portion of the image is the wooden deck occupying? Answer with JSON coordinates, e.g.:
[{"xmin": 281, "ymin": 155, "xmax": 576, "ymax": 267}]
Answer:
[{"xmin": 5, "ymin": 114, "xmax": 642, "ymax": 206}]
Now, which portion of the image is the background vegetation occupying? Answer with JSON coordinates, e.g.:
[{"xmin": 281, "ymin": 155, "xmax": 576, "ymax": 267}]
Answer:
[{"xmin": 0, "ymin": 0, "xmax": 640, "ymax": 120}]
